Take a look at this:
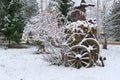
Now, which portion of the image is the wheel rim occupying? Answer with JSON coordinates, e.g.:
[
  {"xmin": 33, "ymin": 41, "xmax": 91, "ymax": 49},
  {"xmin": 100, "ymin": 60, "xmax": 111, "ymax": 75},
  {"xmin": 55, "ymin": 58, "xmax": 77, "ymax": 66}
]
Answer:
[{"xmin": 66, "ymin": 45, "xmax": 92, "ymax": 68}]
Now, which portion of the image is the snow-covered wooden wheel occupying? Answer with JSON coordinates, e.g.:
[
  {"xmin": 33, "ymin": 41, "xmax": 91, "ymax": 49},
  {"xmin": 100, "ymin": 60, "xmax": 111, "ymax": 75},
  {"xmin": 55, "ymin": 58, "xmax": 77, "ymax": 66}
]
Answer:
[
  {"xmin": 65, "ymin": 45, "xmax": 92, "ymax": 68},
  {"xmin": 81, "ymin": 38, "xmax": 100, "ymax": 63}
]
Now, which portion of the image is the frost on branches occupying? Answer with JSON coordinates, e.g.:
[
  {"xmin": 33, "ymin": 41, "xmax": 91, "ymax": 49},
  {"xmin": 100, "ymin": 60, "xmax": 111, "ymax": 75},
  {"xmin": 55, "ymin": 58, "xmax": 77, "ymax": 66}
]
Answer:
[
  {"xmin": 30, "ymin": 6, "xmax": 66, "ymax": 53},
  {"xmin": 32, "ymin": 12, "xmax": 64, "ymax": 40},
  {"xmin": 30, "ymin": 6, "xmax": 67, "ymax": 65},
  {"xmin": 32, "ymin": 12, "xmax": 58, "ymax": 41}
]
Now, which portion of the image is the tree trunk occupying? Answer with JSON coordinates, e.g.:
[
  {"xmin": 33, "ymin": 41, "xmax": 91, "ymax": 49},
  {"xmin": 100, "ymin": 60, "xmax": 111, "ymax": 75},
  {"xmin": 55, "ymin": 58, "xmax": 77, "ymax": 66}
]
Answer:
[
  {"xmin": 102, "ymin": 3, "xmax": 107, "ymax": 49},
  {"xmin": 8, "ymin": 40, "xmax": 11, "ymax": 48},
  {"xmin": 102, "ymin": 37, "xmax": 107, "ymax": 49}
]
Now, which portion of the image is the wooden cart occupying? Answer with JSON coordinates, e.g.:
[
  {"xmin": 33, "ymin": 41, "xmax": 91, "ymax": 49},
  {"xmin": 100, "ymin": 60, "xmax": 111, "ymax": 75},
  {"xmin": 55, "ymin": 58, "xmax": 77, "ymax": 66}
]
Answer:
[{"xmin": 63, "ymin": 20, "xmax": 100, "ymax": 69}]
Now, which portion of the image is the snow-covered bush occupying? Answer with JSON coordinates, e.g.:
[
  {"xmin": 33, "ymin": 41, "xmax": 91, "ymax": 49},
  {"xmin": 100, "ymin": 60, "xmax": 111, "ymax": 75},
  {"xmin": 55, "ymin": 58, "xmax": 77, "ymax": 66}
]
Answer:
[
  {"xmin": 29, "ymin": 4, "xmax": 67, "ymax": 53},
  {"xmin": 42, "ymin": 53, "xmax": 63, "ymax": 66},
  {"xmin": 26, "ymin": 1, "xmax": 68, "ymax": 64},
  {"xmin": 32, "ymin": 12, "xmax": 64, "ymax": 41},
  {"xmin": 42, "ymin": 43, "xmax": 70, "ymax": 66}
]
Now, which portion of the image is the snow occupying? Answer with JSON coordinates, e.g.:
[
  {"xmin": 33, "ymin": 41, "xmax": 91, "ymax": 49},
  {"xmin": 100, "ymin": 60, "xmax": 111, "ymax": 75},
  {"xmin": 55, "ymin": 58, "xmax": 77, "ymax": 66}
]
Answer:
[
  {"xmin": 75, "ymin": 54, "xmax": 82, "ymax": 58},
  {"xmin": 0, "ymin": 45, "xmax": 120, "ymax": 80}
]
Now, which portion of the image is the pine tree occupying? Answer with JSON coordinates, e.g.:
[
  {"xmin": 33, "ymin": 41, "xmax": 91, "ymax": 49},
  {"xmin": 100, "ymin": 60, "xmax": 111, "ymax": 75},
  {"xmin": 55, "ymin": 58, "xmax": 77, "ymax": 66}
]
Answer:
[
  {"xmin": 0, "ymin": 0, "xmax": 25, "ymax": 47},
  {"xmin": 59, "ymin": 0, "xmax": 71, "ymax": 17},
  {"xmin": 49, "ymin": 0, "xmax": 74, "ymax": 17},
  {"xmin": 107, "ymin": 0, "xmax": 120, "ymax": 41}
]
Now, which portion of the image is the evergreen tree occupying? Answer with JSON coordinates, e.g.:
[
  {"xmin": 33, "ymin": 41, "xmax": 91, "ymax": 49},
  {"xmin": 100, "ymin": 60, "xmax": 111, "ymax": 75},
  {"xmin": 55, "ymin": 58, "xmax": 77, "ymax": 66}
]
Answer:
[
  {"xmin": 0, "ymin": 0, "xmax": 25, "ymax": 47},
  {"xmin": 59, "ymin": 0, "xmax": 73, "ymax": 17},
  {"xmin": 107, "ymin": 0, "xmax": 120, "ymax": 41},
  {"xmin": 48, "ymin": 0, "xmax": 74, "ymax": 17}
]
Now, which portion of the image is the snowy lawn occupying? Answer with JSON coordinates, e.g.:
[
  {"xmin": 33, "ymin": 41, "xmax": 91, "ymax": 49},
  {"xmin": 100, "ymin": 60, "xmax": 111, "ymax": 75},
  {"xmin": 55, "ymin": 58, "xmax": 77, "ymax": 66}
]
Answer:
[{"xmin": 0, "ymin": 45, "xmax": 120, "ymax": 80}]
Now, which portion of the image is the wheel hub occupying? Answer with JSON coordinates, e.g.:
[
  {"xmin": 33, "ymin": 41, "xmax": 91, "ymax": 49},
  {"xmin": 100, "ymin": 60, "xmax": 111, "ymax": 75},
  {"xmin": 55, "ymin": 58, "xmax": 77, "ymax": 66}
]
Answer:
[
  {"xmin": 75, "ymin": 54, "xmax": 82, "ymax": 59},
  {"xmin": 88, "ymin": 45, "xmax": 94, "ymax": 50}
]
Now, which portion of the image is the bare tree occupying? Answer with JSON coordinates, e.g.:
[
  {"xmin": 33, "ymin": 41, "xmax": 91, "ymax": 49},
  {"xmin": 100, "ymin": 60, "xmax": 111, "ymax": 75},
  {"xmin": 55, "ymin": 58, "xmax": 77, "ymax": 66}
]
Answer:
[{"xmin": 100, "ymin": 0, "xmax": 112, "ymax": 49}]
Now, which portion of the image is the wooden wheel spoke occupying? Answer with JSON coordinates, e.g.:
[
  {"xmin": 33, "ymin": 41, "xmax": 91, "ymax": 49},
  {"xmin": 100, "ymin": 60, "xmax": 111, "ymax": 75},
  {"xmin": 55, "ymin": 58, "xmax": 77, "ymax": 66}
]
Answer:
[
  {"xmin": 76, "ymin": 60, "xmax": 81, "ymax": 68},
  {"xmin": 69, "ymin": 60, "xmax": 77, "ymax": 67},
  {"xmin": 81, "ymin": 52, "xmax": 88, "ymax": 57},
  {"xmin": 93, "ymin": 48, "xmax": 97, "ymax": 50},
  {"xmin": 72, "ymin": 51, "xmax": 76, "ymax": 55},
  {"xmin": 68, "ymin": 59, "xmax": 76, "ymax": 62},
  {"xmin": 81, "ymin": 57, "xmax": 90, "ymax": 60},
  {"xmin": 76, "ymin": 47, "xmax": 81, "ymax": 53},
  {"xmin": 81, "ymin": 60, "xmax": 89, "ymax": 65},
  {"xmin": 67, "ymin": 54, "xmax": 75, "ymax": 59},
  {"xmin": 92, "ymin": 45, "xmax": 95, "ymax": 48},
  {"xmin": 92, "ymin": 45, "xmax": 98, "ymax": 50},
  {"xmin": 91, "ymin": 50, "xmax": 97, "ymax": 54},
  {"xmin": 80, "ymin": 49, "xmax": 87, "ymax": 54},
  {"xmin": 85, "ymin": 41, "xmax": 89, "ymax": 46}
]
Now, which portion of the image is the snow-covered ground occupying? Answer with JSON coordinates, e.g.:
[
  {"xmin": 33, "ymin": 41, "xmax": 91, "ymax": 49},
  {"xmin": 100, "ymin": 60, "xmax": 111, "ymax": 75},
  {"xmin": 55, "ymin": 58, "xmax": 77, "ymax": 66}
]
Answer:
[{"xmin": 0, "ymin": 45, "xmax": 120, "ymax": 80}]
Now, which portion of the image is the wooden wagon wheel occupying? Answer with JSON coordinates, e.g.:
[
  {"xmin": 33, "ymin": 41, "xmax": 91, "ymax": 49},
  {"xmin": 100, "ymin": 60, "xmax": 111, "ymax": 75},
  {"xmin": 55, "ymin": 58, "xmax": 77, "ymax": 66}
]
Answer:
[
  {"xmin": 80, "ymin": 38, "xmax": 100, "ymax": 63},
  {"xmin": 66, "ymin": 45, "xmax": 92, "ymax": 68}
]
